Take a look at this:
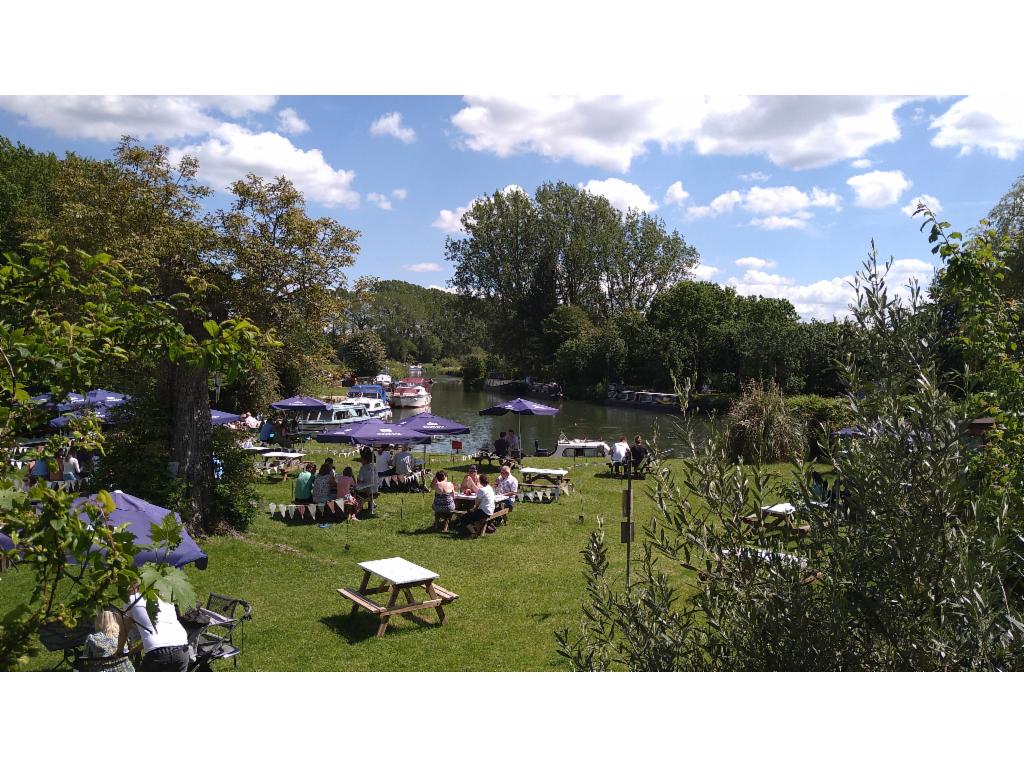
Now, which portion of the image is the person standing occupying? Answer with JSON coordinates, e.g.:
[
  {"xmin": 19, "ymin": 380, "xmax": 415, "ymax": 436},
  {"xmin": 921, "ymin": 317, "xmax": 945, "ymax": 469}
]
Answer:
[
  {"xmin": 376, "ymin": 445, "xmax": 394, "ymax": 476},
  {"xmin": 507, "ymin": 430, "xmax": 521, "ymax": 458},
  {"xmin": 62, "ymin": 449, "xmax": 81, "ymax": 483},
  {"xmin": 123, "ymin": 590, "xmax": 190, "ymax": 672}
]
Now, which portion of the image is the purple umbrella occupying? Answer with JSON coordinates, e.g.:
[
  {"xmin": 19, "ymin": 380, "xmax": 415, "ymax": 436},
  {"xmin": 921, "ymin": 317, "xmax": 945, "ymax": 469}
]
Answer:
[
  {"xmin": 396, "ymin": 412, "xmax": 471, "ymax": 436},
  {"xmin": 315, "ymin": 419, "xmax": 431, "ymax": 446},
  {"xmin": 478, "ymin": 398, "xmax": 559, "ymax": 455},
  {"xmin": 211, "ymin": 409, "xmax": 240, "ymax": 427},
  {"xmin": 72, "ymin": 491, "xmax": 208, "ymax": 569},
  {"xmin": 0, "ymin": 491, "xmax": 208, "ymax": 570},
  {"xmin": 49, "ymin": 405, "xmax": 114, "ymax": 430},
  {"xmin": 270, "ymin": 395, "xmax": 329, "ymax": 411}
]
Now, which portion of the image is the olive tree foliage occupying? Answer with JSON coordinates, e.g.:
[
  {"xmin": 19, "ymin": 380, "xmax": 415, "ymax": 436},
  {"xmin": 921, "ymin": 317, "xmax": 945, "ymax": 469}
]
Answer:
[
  {"xmin": 0, "ymin": 243, "xmax": 264, "ymax": 669},
  {"xmin": 558, "ymin": 216, "xmax": 1024, "ymax": 671}
]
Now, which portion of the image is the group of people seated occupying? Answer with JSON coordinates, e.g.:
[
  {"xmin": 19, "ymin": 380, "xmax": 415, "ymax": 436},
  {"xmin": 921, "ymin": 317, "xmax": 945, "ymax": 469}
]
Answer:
[
  {"xmin": 431, "ymin": 462, "xmax": 519, "ymax": 536},
  {"xmin": 609, "ymin": 435, "xmax": 649, "ymax": 475},
  {"xmin": 25, "ymin": 447, "xmax": 84, "ymax": 489},
  {"xmin": 490, "ymin": 429, "xmax": 521, "ymax": 459},
  {"xmin": 293, "ymin": 445, "xmax": 423, "ymax": 520}
]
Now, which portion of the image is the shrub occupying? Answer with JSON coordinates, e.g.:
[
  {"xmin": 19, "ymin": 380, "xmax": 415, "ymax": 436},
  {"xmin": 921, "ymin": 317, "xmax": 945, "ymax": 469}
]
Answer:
[
  {"xmin": 461, "ymin": 351, "xmax": 486, "ymax": 389},
  {"xmin": 210, "ymin": 427, "xmax": 259, "ymax": 531},
  {"xmin": 725, "ymin": 380, "xmax": 804, "ymax": 464},
  {"xmin": 786, "ymin": 394, "xmax": 853, "ymax": 456}
]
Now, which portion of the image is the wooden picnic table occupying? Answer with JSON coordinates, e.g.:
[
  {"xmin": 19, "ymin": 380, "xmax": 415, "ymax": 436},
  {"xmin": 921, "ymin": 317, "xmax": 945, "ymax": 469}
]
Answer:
[
  {"xmin": 337, "ymin": 557, "xmax": 458, "ymax": 638},
  {"xmin": 519, "ymin": 467, "xmax": 572, "ymax": 494},
  {"xmin": 741, "ymin": 502, "xmax": 810, "ymax": 534}
]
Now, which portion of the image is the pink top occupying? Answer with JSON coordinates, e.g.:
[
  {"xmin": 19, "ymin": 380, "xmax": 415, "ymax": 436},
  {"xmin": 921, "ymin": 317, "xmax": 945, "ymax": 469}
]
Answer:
[{"xmin": 337, "ymin": 475, "xmax": 356, "ymax": 497}]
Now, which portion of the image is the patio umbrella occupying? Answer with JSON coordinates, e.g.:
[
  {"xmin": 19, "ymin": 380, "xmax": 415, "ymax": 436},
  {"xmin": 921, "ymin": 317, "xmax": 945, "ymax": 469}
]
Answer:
[
  {"xmin": 55, "ymin": 390, "xmax": 131, "ymax": 413},
  {"xmin": 314, "ymin": 419, "xmax": 431, "ymax": 446},
  {"xmin": 270, "ymin": 395, "xmax": 329, "ymax": 411},
  {"xmin": 478, "ymin": 397, "xmax": 559, "ymax": 456},
  {"xmin": 211, "ymin": 409, "xmax": 241, "ymax": 427},
  {"xmin": 0, "ymin": 491, "xmax": 208, "ymax": 570},
  {"xmin": 49, "ymin": 405, "xmax": 114, "ymax": 430},
  {"xmin": 396, "ymin": 412, "xmax": 472, "ymax": 485}
]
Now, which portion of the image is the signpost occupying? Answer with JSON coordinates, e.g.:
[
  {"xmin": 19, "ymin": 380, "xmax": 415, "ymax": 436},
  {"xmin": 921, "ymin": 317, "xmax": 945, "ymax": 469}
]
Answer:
[{"xmin": 621, "ymin": 470, "xmax": 635, "ymax": 590}]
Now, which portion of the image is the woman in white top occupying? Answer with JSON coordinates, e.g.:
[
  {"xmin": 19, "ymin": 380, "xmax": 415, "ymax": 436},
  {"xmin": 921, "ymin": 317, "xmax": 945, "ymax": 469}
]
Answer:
[
  {"xmin": 62, "ymin": 449, "xmax": 81, "ymax": 482},
  {"xmin": 124, "ymin": 590, "xmax": 190, "ymax": 671}
]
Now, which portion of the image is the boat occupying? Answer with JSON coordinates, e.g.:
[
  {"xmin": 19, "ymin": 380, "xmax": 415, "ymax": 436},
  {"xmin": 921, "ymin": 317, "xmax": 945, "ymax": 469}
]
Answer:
[
  {"xmin": 534, "ymin": 435, "xmax": 611, "ymax": 458},
  {"xmin": 408, "ymin": 362, "xmax": 425, "ymax": 377},
  {"xmin": 295, "ymin": 402, "xmax": 372, "ymax": 436},
  {"xmin": 604, "ymin": 383, "xmax": 681, "ymax": 412},
  {"xmin": 391, "ymin": 378, "xmax": 432, "ymax": 408},
  {"xmin": 374, "ymin": 371, "xmax": 392, "ymax": 388},
  {"xmin": 346, "ymin": 383, "xmax": 392, "ymax": 419}
]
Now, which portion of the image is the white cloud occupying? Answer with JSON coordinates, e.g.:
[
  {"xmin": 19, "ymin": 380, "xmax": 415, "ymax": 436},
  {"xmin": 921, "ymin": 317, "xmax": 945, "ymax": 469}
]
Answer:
[
  {"xmin": 366, "ymin": 192, "xmax": 392, "ymax": 210},
  {"xmin": 664, "ymin": 180, "xmax": 690, "ymax": 206},
  {"xmin": 930, "ymin": 95, "xmax": 1024, "ymax": 160},
  {"xmin": 739, "ymin": 171, "xmax": 770, "ymax": 181},
  {"xmin": 727, "ymin": 258, "xmax": 935, "ymax": 320},
  {"xmin": 408, "ymin": 262, "xmax": 443, "ymax": 273},
  {"xmin": 847, "ymin": 170, "xmax": 912, "ymax": 208},
  {"xmin": 901, "ymin": 194, "xmax": 942, "ymax": 217},
  {"xmin": 691, "ymin": 264, "xmax": 719, "ymax": 280},
  {"xmin": 0, "ymin": 95, "xmax": 276, "ymax": 141},
  {"xmin": 427, "ymin": 284, "xmax": 458, "ymax": 293},
  {"xmin": 391, "ymin": 188, "xmax": 408, "ymax": 200},
  {"xmin": 735, "ymin": 257, "xmax": 776, "ymax": 269},
  {"xmin": 170, "ymin": 123, "xmax": 359, "ymax": 208},
  {"xmin": 451, "ymin": 95, "xmax": 911, "ymax": 172},
  {"xmin": 370, "ymin": 111, "xmax": 416, "ymax": 143},
  {"xmin": 688, "ymin": 190, "xmax": 743, "ymax": 219},
  {"xmin": 580, "ymin": 177, "xmax": 657, "ymax": 213},
  {"xmin": 277, "ymin": 107, "xmax": 309, "ymax": 135},
  {"xmin": 433, "ymin": 203, "xmax": 472, "ymax": 234},
  {"xmin": 688, "ymin": 184, "xmax": 840, "ymax": 228},
  {"xmin": 850, "ymin": 158, "xmax": 874, "ymax": 169}
]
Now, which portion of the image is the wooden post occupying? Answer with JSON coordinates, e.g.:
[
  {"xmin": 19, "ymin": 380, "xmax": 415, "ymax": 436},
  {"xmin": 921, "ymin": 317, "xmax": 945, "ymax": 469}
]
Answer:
[{"xmin": 625, "ymin": 471, "xmax": 633, "ymax": 590}]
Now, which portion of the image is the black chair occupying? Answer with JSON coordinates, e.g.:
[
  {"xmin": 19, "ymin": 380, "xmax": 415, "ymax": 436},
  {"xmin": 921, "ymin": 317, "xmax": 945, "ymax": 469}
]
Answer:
[
  {"xmin": 39, "ymin": 621, "xmax": 93, "ymax": 671},
  {"xmin": 191, "ymin": 594, "xmax": 252, "ymax": 671}
]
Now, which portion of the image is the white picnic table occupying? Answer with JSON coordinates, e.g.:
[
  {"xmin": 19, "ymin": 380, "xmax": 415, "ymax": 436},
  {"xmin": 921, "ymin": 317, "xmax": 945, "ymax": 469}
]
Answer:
[
  {"xmin": 761, "ymin": 502, "xmax": 796, "ymax": 517},
  {"xmin": 242, "ymin": 445, "xmax": 273, "ymax": 453},
  {"xmin": 453, "ymin": 492, "xmax": 509, "ymax": 509},
  {"xmin": 261, "ymin": 451, "xmax": 306, "ymax": 460},
  {"xmin": 337, "ymin": 557, "xmax": 458, "ymax": 638},
  {"xmin": 519, "ymin": 467, "xmax": 569, "ymax": 479}
]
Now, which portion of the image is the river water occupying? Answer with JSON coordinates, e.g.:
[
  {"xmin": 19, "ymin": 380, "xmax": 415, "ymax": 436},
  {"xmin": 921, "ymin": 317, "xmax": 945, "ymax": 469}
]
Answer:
[{"xmin": 389, "ymin": 376, "xmax": 706, "ymax": 456}]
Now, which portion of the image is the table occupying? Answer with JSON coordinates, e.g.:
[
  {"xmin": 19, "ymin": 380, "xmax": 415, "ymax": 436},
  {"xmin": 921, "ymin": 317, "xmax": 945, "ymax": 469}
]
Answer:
[
  {"xmin": 242, "ymin": 445, "xmax": 273, "ymax": 453},
  {"xmin": 453, "ymin": 492, "xmax": 509, "ymax": 511},
  {"xmin": 337, "ymin": 557, "xmax": 458, "ymax": 638},
  {"xmin": 520, "ymin": 467, "xmax": 572, "ymax": 494},
  {"xmin": 741, "ymin": 502, "xmax": 809, "ymax": 535},
  {"xmin": 261, "ymin": 451, "xmax": 306, "ymax": 460}
]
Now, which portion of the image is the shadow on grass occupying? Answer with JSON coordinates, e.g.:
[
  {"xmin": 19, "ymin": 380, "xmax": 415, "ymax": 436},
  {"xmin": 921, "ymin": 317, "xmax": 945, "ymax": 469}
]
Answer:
[{"xmin": 319, "ymin": 612, "xmax": 445, "ymax": 643}]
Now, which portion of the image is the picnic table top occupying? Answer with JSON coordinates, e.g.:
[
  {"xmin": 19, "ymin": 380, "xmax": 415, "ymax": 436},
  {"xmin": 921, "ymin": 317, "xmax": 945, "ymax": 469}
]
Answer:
[
  {"xmin": 520, "ymin": 467, "xmax": 569, "ymax": 477},
  {"xmin": 261, "ymin": 451, "xmax": 305, "ymax": 459},
  {"xmin": 454, "ymin": 492, "xmax": 509, "ymax": 503},
  {"xmin": 242, "ymin": 445, "xmax": 273, "ymax": 452},
  {"xmin": 761, "ymin": 502, "xmax": 796, "ymax": 516},
  {"xmin": 359, "ymin": 557, "xmax": 439, "ymax": 585}
]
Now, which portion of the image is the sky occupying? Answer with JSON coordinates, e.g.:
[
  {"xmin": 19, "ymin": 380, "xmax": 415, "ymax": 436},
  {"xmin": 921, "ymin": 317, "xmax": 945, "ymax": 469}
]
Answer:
[{"xmin": 1, "ymin": 94, "xmax": 1022, "ymax": 320}]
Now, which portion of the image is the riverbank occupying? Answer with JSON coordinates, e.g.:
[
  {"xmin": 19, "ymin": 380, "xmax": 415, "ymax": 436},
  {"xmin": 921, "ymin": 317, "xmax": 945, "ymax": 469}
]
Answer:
[{"xmin": 0, "ymin": 454, "xmax": 800, "ymax": 671}]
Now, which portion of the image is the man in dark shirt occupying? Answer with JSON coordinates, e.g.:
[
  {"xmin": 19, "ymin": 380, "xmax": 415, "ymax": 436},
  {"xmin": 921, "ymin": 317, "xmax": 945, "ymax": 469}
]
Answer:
[
  {"xmin": 628, "ymin": 435, "xmax": 647, "ymax": 474},
  {"xmin": 494, "ymin": 431, "xmax": 510, "ymax": 458}
]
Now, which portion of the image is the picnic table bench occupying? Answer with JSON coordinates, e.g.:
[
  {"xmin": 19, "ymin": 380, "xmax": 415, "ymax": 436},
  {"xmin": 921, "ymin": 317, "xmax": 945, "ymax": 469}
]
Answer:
[
  {"xmin": 519, "ymin": 467, "xmax": 573, "ymax": 494},
  {"xmin": 472, "ymin": 450, "xmax": 520, "ymax": 469},
  {"xmin": 437, "ymin": 493, "xmax": 510, "ymax": 533},
  {"xmin": 337, "ymin": 557, "xmax": 458, "ymax": 638}
]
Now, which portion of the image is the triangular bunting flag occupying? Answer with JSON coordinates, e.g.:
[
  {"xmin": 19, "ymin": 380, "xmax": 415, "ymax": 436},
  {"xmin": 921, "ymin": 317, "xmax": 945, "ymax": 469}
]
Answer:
[
  {"xmin": 287, "ymin": 504, "xmax": 296, "ymax": 518},
  {"xmin": 269, "ymin": 503, "xmax": 276, "ymax": 517},
  {"xmin": 309, "ymin": 504, "xmax": 317, "ymax": 519}
]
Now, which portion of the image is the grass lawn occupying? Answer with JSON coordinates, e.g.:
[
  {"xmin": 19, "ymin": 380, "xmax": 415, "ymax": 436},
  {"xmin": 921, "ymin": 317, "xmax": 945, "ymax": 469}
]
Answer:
[{"xmin": 0, "ymin": 449, "xmax": 797, "ymax": 671}]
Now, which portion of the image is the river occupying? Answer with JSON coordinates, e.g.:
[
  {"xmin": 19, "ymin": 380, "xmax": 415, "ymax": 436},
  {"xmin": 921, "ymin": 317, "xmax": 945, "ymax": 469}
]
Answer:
[{"xmin": 389, "ymin": 376, "xmax": 710, "ymax": 456}]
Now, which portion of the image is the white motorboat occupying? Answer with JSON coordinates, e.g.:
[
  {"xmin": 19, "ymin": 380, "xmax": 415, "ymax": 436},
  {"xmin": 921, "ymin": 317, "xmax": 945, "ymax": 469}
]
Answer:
[
  {"xmin": 408, "ymin": 362, "xmax": 425, "ymax": 376},
  {"xmin": 534, "ymin": 435, "xmax": 611, "ymax": 458},
  {"xmin": 391, "ymin": 378, "xmax": 432, "ymax": 408},
  {"xmin": 374, "ymin": 371, "xmax": 392, "ymax": 388},
  {"xmin": 295, "ymin": 403, "xmax": 372, "ymax": 435},
  {"xmin": 341, "ymin": 396, "xmax": 391, "ymax": 420}
]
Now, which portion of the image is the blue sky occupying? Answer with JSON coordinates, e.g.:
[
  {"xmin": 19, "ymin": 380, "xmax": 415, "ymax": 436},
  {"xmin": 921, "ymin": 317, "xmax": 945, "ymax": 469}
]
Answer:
[{"xmin": 1, "ymin": 95, "xmax": 1021, "ymax": 319}]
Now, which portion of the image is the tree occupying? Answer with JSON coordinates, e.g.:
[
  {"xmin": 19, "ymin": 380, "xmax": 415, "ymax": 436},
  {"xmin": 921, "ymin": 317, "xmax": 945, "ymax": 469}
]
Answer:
[
  {"xmin": 0, "ymin": 242, "xmax": 263, "ymax": 668},
  {"xmin": 340, "ymin": 330, "xmax": 387, "ymax": 376},
  {"xmin": 217, "ymin": 174, "xmax": 360, "ymax": 397},
  {"xmin": 49, "ymin": 138, "xmax": 230, "ymax": 530},
  {"xmin": 602, "ymin": 209, "xmax": 699, "ymax": 314},
  {"xmin": 985, "ymin": 175, "xmax": 1024, "ymax": 300},
  {"xmin": 0, "ymin": 137, "xmax": 60, "ymax": 251}
]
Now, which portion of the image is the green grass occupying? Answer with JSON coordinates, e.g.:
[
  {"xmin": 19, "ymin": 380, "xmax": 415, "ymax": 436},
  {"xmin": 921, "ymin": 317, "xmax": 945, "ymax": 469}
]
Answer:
[{"xmin": 0, "ymin": 451, "xmax": 797, "ymax": 671}]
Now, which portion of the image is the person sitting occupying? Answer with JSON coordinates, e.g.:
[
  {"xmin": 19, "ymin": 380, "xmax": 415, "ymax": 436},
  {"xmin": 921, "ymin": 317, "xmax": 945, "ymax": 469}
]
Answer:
[
  {"xmin": 81, "ymin": 609, "xmax": 134, "ymax": 672},
  {"xmin": 375, "ymin": 445, "xmax": 394, "ymax": 476},
  {"xmin": 29, "ymin": 456, "xmax": 51, "ymax": 487},
  {"xmin": 258, "ymin": 419, "xmax": 276, "ymax": 444},
  {"xmin": 610, "ymin": 437, "xmax": 630, "ymax": 475},
  {"xmin": 123, "ymin": 589, "xmax": 190, "ymax": 672},
  {"xmin": 494, "ymin": 463, "xmax": 518, "ymax": 515},
  {"xmin": 460, "ymin": 465, "xmax": 481, "ymax": 495},
  {"xmin": 462, "ymin": 473, "xmax": 496, "ymax": 537},
  {"xmin": 393, "ymin": 445, "xmax": 415, "ymax": 489},
  {"xmin": 311, "ymin": 462, "xmax": 336, "ymax": 507},
  {"xmin": 336, "ymin": 466, "xmax": 361, "ymax": 519},
  {"xmin": 628, "ymin": 435, "xmax": 648, "ymax": 474},
  {"xmin": 431, "ymin": 470, "xmax": 457, "ymax": 530},
  {"xmin": 294, "ymin": 462, "xmax": 315, "ymax": 505},
  {"xmin": 507, "ymin": 429, "xmax": 521, "ymax": 458},
  {"xmin": 493, "ymin": 432, "xmax": 510, "ymax": 458}
]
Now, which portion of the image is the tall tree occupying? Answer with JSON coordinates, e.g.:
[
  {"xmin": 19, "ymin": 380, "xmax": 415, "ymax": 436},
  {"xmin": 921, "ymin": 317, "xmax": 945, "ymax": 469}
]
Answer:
[
  {"xmin": 602, "ymin": 209, "xmax": 699, "ymax": 314},
  {"xmin": 216, "ymin": 174, "xmax": 360, "ymax": 398},
  {"xmin": 50, "ymin": 138, "xmax": 229, "ymax": 530},
  {"xmin": 0, "ymin": 137, "xmax": 60, "ymax": 251}
]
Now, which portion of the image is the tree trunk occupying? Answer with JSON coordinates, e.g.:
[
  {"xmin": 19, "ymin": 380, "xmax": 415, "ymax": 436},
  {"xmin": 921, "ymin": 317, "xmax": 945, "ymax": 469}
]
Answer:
[{"xmin": 170, "ymin": 360, "xmax": 216, "ymax": 533}]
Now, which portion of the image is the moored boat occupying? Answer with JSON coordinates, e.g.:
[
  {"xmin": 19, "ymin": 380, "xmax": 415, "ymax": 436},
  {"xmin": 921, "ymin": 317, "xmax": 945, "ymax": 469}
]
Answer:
[
  {"xmin": 391, "ymin": 378, "xmax": 432, "ymax": 408},
  {"xmin": 295, "ymin": 402, "xmax": 372, "ymax": 435},
  {"xmin": 534, "ymin": 435, "xmax": 611, "ymax": 458}
]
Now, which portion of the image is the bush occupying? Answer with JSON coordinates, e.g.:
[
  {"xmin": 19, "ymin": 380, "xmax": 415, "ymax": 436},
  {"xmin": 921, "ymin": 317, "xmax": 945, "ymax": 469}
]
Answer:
[
  {"xmin": 340, "ymin": 330, "xmax": 387, "ymax": 376},
  {"xmin": 211, "ymin": 427, "xmax": 259, "ymax": 531},
  {"xmin": 461, "ymin": 351, "xmax": 486, "ymax": 389},
  {"xmin": 725, "ymin": 380, "xmax": 804, "ymax": 464},
  {"xmin": 786, "ymin": 394, "xmax": 853, "ymax": 455}
]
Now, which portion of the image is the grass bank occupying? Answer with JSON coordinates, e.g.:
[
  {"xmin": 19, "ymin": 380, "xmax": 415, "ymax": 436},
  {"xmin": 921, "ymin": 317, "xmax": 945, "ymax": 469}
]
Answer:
[{"xmin": 1, "ymin": 451, "xmax": 797, "ymax": 671}]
